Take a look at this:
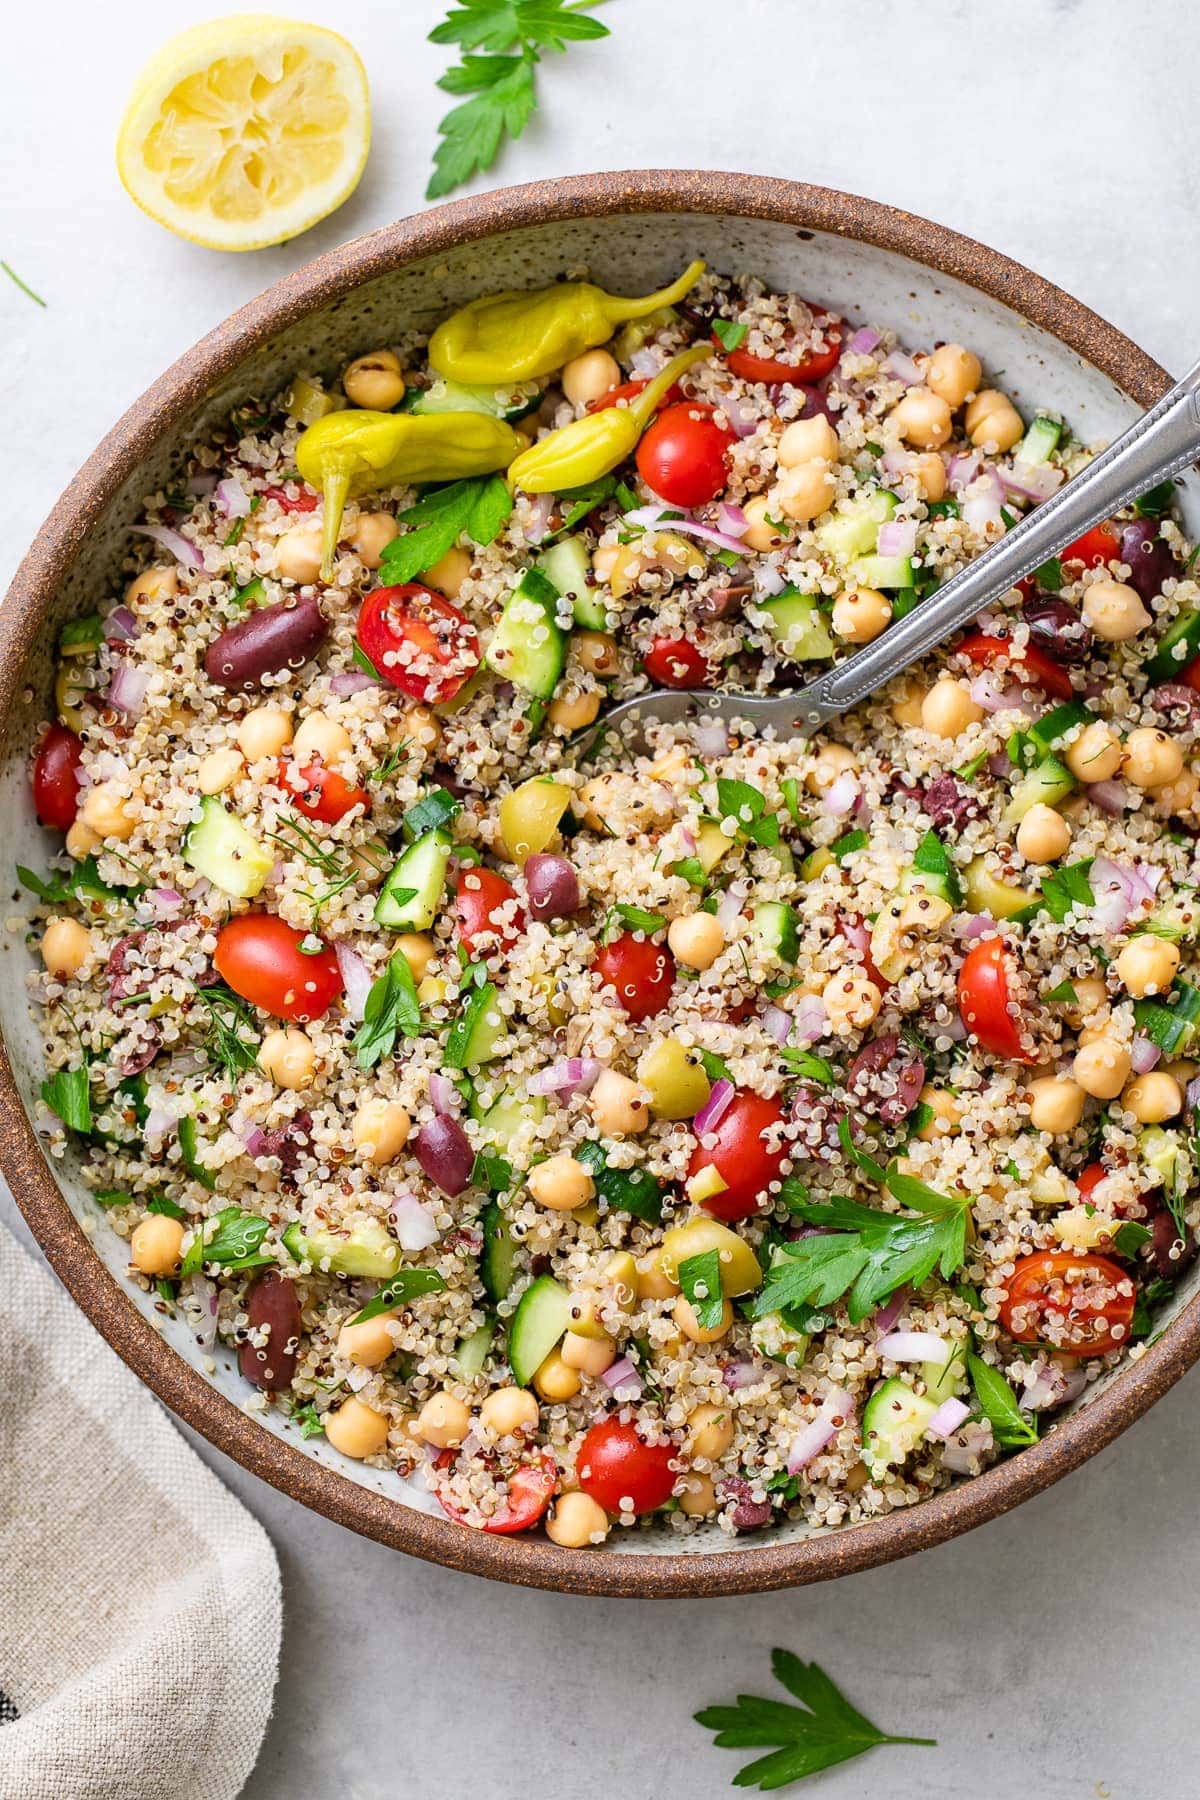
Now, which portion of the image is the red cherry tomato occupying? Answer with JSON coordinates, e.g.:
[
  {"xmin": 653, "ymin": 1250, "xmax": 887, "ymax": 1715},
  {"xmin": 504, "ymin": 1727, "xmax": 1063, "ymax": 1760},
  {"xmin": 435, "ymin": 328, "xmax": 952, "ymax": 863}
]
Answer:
[
  {"xmin": 594, "ymin": 932, "xmax": 675, "ymax": 1022},
  {"xmin": 1075, "ymin": 1162, "xmax": 1109, "ymax": 1203},
  {"xmin": 357, "ymin": 584, "xmax": 480, "ymax": 705},
  {"xmin": 434, "ymin": 1452, "xmax": 557, "ymax": 1534},
  {"xmin": 586, "ymin": 377, "xmax": 684, "ymax": 414},
  {"xmin": 576, "ymin": 1417, "xmax": 676, "ymax": 1515},
  {"xmin": 32, "ymin": 725, "xmax": 85, "ymax": 831},
  {"xmin": 957, "ymin": 937, "xmax": 1036, "ymax": 1063},
  {"xmin": 1062, "ymin": 521, "xmax": 1121, "ymax": 570},
  {"xmin": 261, "ymin": 484, "xmax": 319, "ymax": 512},
  {"xmin": 836, "ymin": 911, "xmax": 890, "ymax": 991},
  {"xmin": 717, "ymin": 318, "xmax": 842, "ymax": 386},
  {"xmin": 453, "ymin": 866, "xmax": 524, "ymax": 954},
  {"xmin": 635, "ymin": 403, "xmax": 734, "ymax": 508},
  {"xmin": 642, "ymin": 636, "xmax": 711, "ymax": 689},
  {"xmin": 687, "ymin": 1091, "xmax": 788, "ymax": 1223},
  {"xmin": 277, "ymin": 759, "xmax": 370, "ymax": 825},
  {"xmin": 1178, "ymin": 653, "xmax": 1200, "ymax": 694},
  {"xmin": 213, "ymin": 914, "xmax": 343, "ymax": 1023},
  {"xmin": 957, "ymin": 630, "xmax": 1074, "ymax": 701},
  {"xmin": 999, "ymin": 1250, "xmax": 1136, "ymax": 1357}
]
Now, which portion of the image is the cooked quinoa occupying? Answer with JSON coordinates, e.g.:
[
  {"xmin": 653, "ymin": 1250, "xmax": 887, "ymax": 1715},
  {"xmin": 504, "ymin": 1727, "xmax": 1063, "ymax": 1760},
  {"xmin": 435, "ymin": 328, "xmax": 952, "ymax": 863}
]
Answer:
[{"xmin": 21, "ymin": 263, "xmax": 1200, "ymax": 1546}]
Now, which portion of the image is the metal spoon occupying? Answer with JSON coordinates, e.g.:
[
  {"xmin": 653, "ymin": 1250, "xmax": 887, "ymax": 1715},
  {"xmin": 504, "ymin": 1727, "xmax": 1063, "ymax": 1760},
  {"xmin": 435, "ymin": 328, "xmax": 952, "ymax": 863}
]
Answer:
[{"xmin": 577, "ymin": 354, "xmax": 1200, "ymax": 756}]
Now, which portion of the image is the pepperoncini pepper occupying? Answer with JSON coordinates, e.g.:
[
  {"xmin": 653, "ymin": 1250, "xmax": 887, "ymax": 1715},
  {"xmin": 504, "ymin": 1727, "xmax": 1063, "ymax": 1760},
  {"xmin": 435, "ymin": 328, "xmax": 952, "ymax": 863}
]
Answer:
[
  {"xmin": 427, "ymin": 260, "xmax": 707, "ymax": 385},
  {"xmin": 506, "ymin": 345, "xmax": 712, "ymax": 494},
  {"xmin": 295, "ymin": 409, "xmax": 523, "ymax": 577}
]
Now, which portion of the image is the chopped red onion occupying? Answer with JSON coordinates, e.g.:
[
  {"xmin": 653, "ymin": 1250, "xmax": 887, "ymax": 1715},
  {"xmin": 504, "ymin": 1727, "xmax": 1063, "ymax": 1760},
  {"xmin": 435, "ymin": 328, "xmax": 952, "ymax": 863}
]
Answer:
[
  {"xmin": 528, "ymin": 1056, "xmax": 603, "ymax": 1098},
  {"xmin": 957, "ymin": 912, "xmax": 997, "ymax": 942},
  {"xmin": 145, "ymin": 887, "xmax": 184, "ymax": 920},
  {"xmin": 1090, "ymin": 856, "xmax": 1163, "ymax": 932},
  {"xmin": 925, "ymin": 1397, "xmax": 971, "ymax": 1441},
  {"xmin": 180, "ymin": 1272, "xmax": 219, "ymax": 1350},
  {"xmin": 716, "ymin": 501, "xmax": 750, "ymax": 538},
  {"xmin": 876, "ymin": 519, "xmax": 917, "ymax": 559},
  {"xmin": 106, "ymin": 662, "xmax": 151, "ymax": 716},
  {"xmin": 414, "ymin": 1115, "xmax": 474, "ymax": 1196},
  {"xmin": 715, "ymin": 393, "xmax": 757, "ymax": 439},
  {"xmin": 345, "ymin": 1363, "xmax": 374, "ymax": 1393},
  {"xmin": 600, "ymin": 1356, "xmax": 643, "ymax": 1397},
  {"xmin": 333, "ymin": 943, "xmax": 372, "ymax": 1021},
  {"xmin": 1130, "ymin": 1035, "xmax": 1162, "ymax": 1075},
  {"xmin": 629, "ymin": 345, "xmax": 665, "ymax": 378},
  {"xmin": 721, "ymin": 1360, "xmax": 759, "ymax": 1391},
  {"xmin": 822, "ymin": 770, "xmax": 860, "ymax": 816},
  {"xmin": 1188, "ymin": 1075, "xmax": 1200, "ymax": 1115},
  {"xmin": 692, "ymin": 718, "xmax": 729, "ymax": 757},
  {"xmin": 678, "ymin": 824, "xmax": 697, "ymax": 855},
  {"xmin": 947, "ymin": 451, "xmax": 983, "ymax": 492},
  {"xmin": 786, "ymin": 1386, "xmax": 854, "ymax": 1474},
  {"xmin": 1087, "ymin": 778, "xmax": 1129, "ymax": 815},
  {"xmin": 872, "ymin": 1289, "xmax": 908, "ymax": 1340},
  {"xmin": 185, "ymin": 472, "xmax": 219, "ymax": 498},
  {"xmin": 753, "ymin": 561, "xmax": 788, "ymax": 598},
  {"xmin": 941, "ymin": 1419, "xmax": 994, "ymax": 1474},
  {"xmin": 131, "ymin": 522, "xmax": 204, "ymax": 570},
  {"xmin": 839, "ymin": 913, "xmax": 870, "ymax": 957},
  {"xmin": 878, "ymin": 1330, "xmax": 951, "ymax": 1363},
  {"xmin": 622, "ymin": 504, "xmax": 747, "ymax": 555},
  {"xmin": 879, "ymin": 446, "xmax": 909, "ymax": 483},
  {"xmin": 968, "ymin": 670, "xmax": 1020, "ymax": 713},
  {"xmin": 429, "ymin": 1072, "xmax": 459, "ymax": 1115},
  {"xmin": 962, "ymin": 471, "xmax": 1005, "ymax": 532},
  {"xmin": 882, "ymin": 349, "xmax": 922, "ymax": 387},
  {"xmin": 846, "ymin": 325, "xmax": 882, "ymax": 355},
  {"xmin": 215, "ymin": 475, "xmax": 252, "ymax": 518},
  {"xmin": 694, "ymin": 1077, "xmax": 735, "ymax": 1136},
  {"xmin": 390, "ymin": 1191, "xmax": 441, "ymax": 1252},
  {"xmin": 792, "ymin": 995, "xmax": 828, "ymax": 1044},
  {"xmin": 716, "ymin": 887, "xmax": 744, "ymax": 930},
  {"xmin": 1000, "ymin": 461, "xmax": 1063, "ymax": 503},
  {"xmin": 762, "ymin": 1003, "xmax": 792, "ymax": 1046},
  {"xmin": 1021, "ymin": 1360, "xmax": 1088, "ymax": 1412},
  {"xmin": 329, "ymin": 668, "xmax": 378, "ymax": 697},
  {"xmin": 987, "ymin": 749, "xmax": 1012, "ymax": 778},
  {"xmin": 105, "ymin": 605, "xmax": 139, "ymax": 641},
  {"xmin": 522, "ymin": 492, "xmax": 555, "ymax": 543}
]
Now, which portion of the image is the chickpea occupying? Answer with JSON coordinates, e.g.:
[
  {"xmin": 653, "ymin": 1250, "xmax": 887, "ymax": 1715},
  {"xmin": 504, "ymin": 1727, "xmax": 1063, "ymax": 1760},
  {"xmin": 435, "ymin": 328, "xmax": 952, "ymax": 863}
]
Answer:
[
  {"xmin": 546, "ymin": 1490, "xmax": 609, "ymax": 1547},
  {"xmin": 1153, "ymin": 768, "xmax": 1199, "ymax": 819},
  {"xmin": 80, "ymin": 782, "xmax": 137, "ymax": 842},
  {"xmin": 1027, "ymin": 1076, "xmax": 1086, "ymax": 1134},
  {"xmin": 774, "ymin": 460, "xmax": 836, "ymax": 522},
  {"xmin": 832, "ymin": 587, "xmax": 892, "ymax": 643},
  {"xmin": 1065, "ymin": 721, "xmax": 1123, "ymax": 783},
  {"xmin": 591, "ymin": 544, "xmax": 623, "ymax": 585},
  {"xmin": 343, "ymin": 348, "xmax": 406, "ymax": 410},
  {"xmin": 686, "ymin": 1402, "xmax": 735, "ymax": 1462},
  {"xmin": 337, "ymin": 1312, "xmax": 398, "ymax": 1368},
  {"xmin": 574, "ymin": 630, "xmax": 619, "ymax": 676},
  {"xmin": 40, "ymin": 917, "xmax": 90, "ymax": 979},
  {"xmin": 325, "ymin": 1396, "xmax": 389, "ymax": 1460},
  {"xmin": 1123, "ymin": 727, "xmax": 1184, "ymax": 790},
  {"xmin": 527, "ymin": 1154, "xmax": 595, "ymax": 1212},
  {"xmin": 921, "ymin": 677, "xmax": 984, "ymax": 739},
  {"xmin": 1117, "ymin": 935, "xmax": 1180, "ymax": 999},
  {"xmin": 890, "ymin": 683, "xmax": 926, "ymax": 727},
  {"xmin": 667, "ymin": 911, "xmax": 726, "ymax": 971},
  {"xmin": 1016, "ymin": 803, "xmax": 1071, "ymax": 864},
  {"xmin": 805, "ymin": 742, "xmax": 858, "ymax": 795},
  {"xmin": 533, "ymin": 1349, "xmax": 582, "ymax": 1402},
  {"xmin": 678, "ymin": 1472, "xmax": 719, "ymax": 1517},
  {"xmin": 741, "ymin": 494, "xmax": 786, "ymax": 553},
  {"xmin": 126, "ymin": 566, "xmax": 178, "ymax": 606},
  {"xmin": 396, "ymin": 934, "xmax": 436, "ymax": 981},
  {"xmin": 908, "ymin": 452, "xmax": 946, "ymax": 502},
  {"xmin": 413, "ymin": 1391, "xmax": 471, "ymax": 1448},
  {"xmin": 589, "ymin": 1069, "xmax": 649, "ymax": 1136},
  {"xmin": 1073, "ymin": 1036, "xmax": 1132, "ymax": 1100},
  {"xmin": 197, "ymin": 748, "xmax": 244, "ymax": 795},
  {"xmin": 351, "ymin": 1097, "xmax": 411, "ymax": 1163},
  {"xmin": 350, "ymin": 513, "xmax": 399, "ymax": 569},
  {"xmin": 1061, "ymin": 974, "xmax": 1108, "ymax": 1029},
  {"xmin": 401, "ymin": 704, "xmax": 443, "ymax": 757},
  {"xmin": 1123, "ymin": 1071, "xmax": 1183, "ymax": 1124},
  {"xmin": 547, "ymin": 686, "xmax": 601, "ymax": 732},
  {"xmin": 777, "ymin": 415, "xmax": 840, "ymax": 468},
  {"xmin": 258, "ymin": 1027, "xmax": 316, "ymax": 1091},
  {"xmin": 479, "ymin": 1386, "xmax": 539, "ymax": 1438},
  {"xmin": 424, "ymin": 546, "xmax": 471, "ymax": 599},
  {"xmin": 274, "ymin": 523, "xmax": 324, "ymax": 583},
  {"xmin": 636, "ymin": 1249, "xmax": 679, "ymax": 1301},
  {"xmin": 562, "ymin": 347, "xmax": 620, "ymax": 408},
  {"xmin": 890, "ymin": 388, "xmax": 953, "ymax": 449},
  {"xmin": 65, "ymin": 821, "xmax": 101, "ymax": 859},
  {"xmin": 964, "ymin": 388, "xmax": 1024, "ymax": 451},
  {"xmin": 130, "ymin": 1213, "xmax": 184, "ymax": 1276},
  {"xmin": 915, "ymin": 1085, "xmax": 962, "ymax": 1141},
  {"xmin": 673, "ymin": 1294, "xmax": 733, "ymax": 1343},
  {"xmin": 560, "ymin": 1330, "xmax": 617, "ymax": 1377},
  {"xmin": 293, "ymin": 712, "xmax": 352, "ymax": 764},
  {"xmin": 925, "ymin": 343, "xmax": 982, "ymax": 409},
  {"xmin": 1083, "ymin": 577, "xmax": 1151, "ymax": 643},
  {"xmin": 823, "ymin": 971, "xmax": 883, "ymax": 1034},
  {"xmin": 237, "ymin": 706, "xmax": 292, "ymax": 761}
]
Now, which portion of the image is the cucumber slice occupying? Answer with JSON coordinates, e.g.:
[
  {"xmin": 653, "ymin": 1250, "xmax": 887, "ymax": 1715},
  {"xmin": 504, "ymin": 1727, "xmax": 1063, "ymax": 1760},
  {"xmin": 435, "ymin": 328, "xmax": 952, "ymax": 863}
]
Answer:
[
  {"xmin": 470, "ymin": 1087, "xmax": 547, "ymax": 1151},
  {"xmin": 281, "ymin": 1217, "xmax": 401, "ymax": 1278},
  {"xmin": 184, "ymin": 797, "xmax": 274, "ymax": 900},
  {"xmin": 1001, "ymin": 754, "xmax": 1075, "ymax": 825},
  {"xmin": 485, "ymin": 568, "xmax": 568, "ymax": 703},
  {"xmin": 453, "ymin": 1318, "xmax": 495, "ymax": 1378},
  {"xmin": 1015, "ymin": 415, "xmax": 1062, "ymax": 466},
  {"xmin": 538, "ymin": 536, "xmax": 607, "ymax": 630},
  {"xmin": 751, "ymin": 900, "xmax": 799, "ymax": 962},
  {"xmin": 178, "ymin": 1115, "xmax": 217, "ymax": 1190},
  {"xmin": 1138, "ymin": 1125, "xmax": 1181, "ymax": 1193},
  {"xmin": 1134, "ymin": 980, "xmax": 1200, "ymax": 1056},
  {"xmin": 757, "ymin": 589, "xmax": 835, "ymax": 661},
  {"xmin": 815, "ymin": 489, "xmax": 897, "ymax": 564},
  {"xmin": 408, "ymin": 377, "xmax": 541, "ymax": 419},
  {"xmin": 1028, "ymin": 699, "xmax": 1093, "ymax": 755},
  {"xmin": 850, "ymin": 552, "xmax": 913, "ymax": 591},
  {"xmin": 480, "ymin": 1200, "xmax": 519, "ymax": 1302},
  {"xmin": 901, "ymin": 829, "xmax": 963, "ymax": 908},
  {"xmin": 444, "ymin": 981, "xmax": 507, "ymax": 1070},
  {"xmin": 1138, "ymin": 886, "xmax": 1200, "ymax": 943},
  {"xmin": 507, "ymin": 1274, "xmax": 573, "ymax": 1386},
  {"xmin": 861, "ymin": 1376, "xmax": 939, "ymax": 1478},
  {"xmin": 1146, "ymin": 606, "xmax": 1200, "ymax": 683},
  {"xmin": 920, "ymin": 1343, "xmax": 967, "ymax": 1406},
  {"xmin": 374, "ymin": 829, "xmax": 452, "ymax": 931}
]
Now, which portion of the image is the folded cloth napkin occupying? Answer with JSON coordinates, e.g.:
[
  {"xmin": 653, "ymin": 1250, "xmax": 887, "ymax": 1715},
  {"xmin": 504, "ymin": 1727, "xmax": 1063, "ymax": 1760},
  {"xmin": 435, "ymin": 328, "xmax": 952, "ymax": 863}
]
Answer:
[{"xmin": 0, "ymin": 1223, "xmax": 281, "ymax": 1800}]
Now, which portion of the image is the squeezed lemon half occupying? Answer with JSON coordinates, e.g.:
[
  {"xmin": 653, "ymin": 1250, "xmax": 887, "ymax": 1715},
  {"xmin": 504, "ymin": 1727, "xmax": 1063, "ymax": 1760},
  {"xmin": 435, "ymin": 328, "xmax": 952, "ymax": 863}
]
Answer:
[{"xmin": 116, "ymin": 14, "xmax": 370, "ymax": 251}]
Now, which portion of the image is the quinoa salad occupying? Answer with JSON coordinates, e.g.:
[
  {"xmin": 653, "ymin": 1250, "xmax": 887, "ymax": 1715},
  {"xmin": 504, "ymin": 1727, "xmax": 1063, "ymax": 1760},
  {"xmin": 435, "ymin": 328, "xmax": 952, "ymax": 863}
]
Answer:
[{"xmin": 22, "ymin": 260, "xmax": 1200, "ymax": 1548}]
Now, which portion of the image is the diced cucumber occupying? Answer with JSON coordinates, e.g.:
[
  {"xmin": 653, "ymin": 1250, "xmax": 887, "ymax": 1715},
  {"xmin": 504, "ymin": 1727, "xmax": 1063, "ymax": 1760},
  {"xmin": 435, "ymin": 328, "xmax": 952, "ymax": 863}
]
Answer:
[
  {"xmin": 1028, "ymin": 699, "xmax": 1093, "ymax": 756},
  {"xmin": 800, "ymin": 846, "xmax": 835, "ymax": 881},
  {"xmin": 963, "ymin": 855, "xmax": 1033, "ymax": 920},
  {"xmin": 485, "ymin": 568, "xmax": 567, "ymax": 704},
  {"xmin": 1138, "ymin": 1126, "xmax": 1180, "ymax": 1193},
  {"xmin": 815, "ymin": 489, "xmax": 897, "ymax": 564},
  {"xmin": 178, "ymin": 1115, "xmax": 217, "ymax": 1190},
  {"xmin": 507, "ymin": 1274, "xmax": 573, "ymax": 1386},
  {"xmin": 751, "ymin": 900, "xmax": 799, "ymax": 962},
  {"xmin": 1134, "ymin": 981, "xmax": 1200, "ymax": 1056},
  {"xmin": 1138, "ymin": 887, "xmax": 1200, "ymax": 943},
  {"xmin": 470, "ymin": 1087, "xmax": 546, "ymax": 1151},
  {"xmin": 444, "ymin": 980, "xmax": 507, "ymax": 1070},
  {"xmin": 901, "ymin": 828, "xmax": 963, "ymax": 908},
  {"xmin": 537, "ymin": 536, "xmax": 607, "ymax": 630},
  {"xmin": 1015, "ymin": 416, "xmax": 1062, "ymax": 467},
  {"xmin": 749, "ymin": 1312, "xmax": 810, "ymax": 1369},
  {"xmin": 1001, "ymin": 754, "xmax": 1076, "ymax": 825},
  {"xmin": 920, "ymin": 1343, "xmax": 967, "ymax": 1406},
  {"xmin": 184, "ymin": 797, "xmax": 274, "ymax": 900},
  {"xmin": 408, "ymin": 377, "xmax": 541, "ymax": 419},
  {"xmin": 861, "ymin": 1377, "xmax": 939, "ymax": 1478},
  {"xmin": 281, "ymin": 1217, "xmax": 401, "ymax": 1279},
  {"xmin": 453, "ymin": 1318, "xmax": 495, "ymax": 1378},
  {"xmin": 374, "ymin": 829, "xmax": 451, "ymax": 930},
  {"xmin": 480, "ymin": 1200, "xmax": 519, "ymax": 1302},
  {"xmin": 757, "ymin": 589, "xmax": 835, "ymax": 661},
  {"xmin": 1146, "ymin": 606, "xmax": 1200, "ymax": 683},
  {"xmin": 280, "ymin": 377, "xmax": 347, "ymax": 425},
  {"xmin": 849, "ymin": 552, "xmax": 913, "ymax": 591}
]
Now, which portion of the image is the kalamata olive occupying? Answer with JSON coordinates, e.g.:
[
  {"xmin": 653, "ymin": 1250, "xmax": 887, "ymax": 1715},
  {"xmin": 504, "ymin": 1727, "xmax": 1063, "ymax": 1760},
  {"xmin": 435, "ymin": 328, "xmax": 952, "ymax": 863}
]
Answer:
[
  {"xmin": 1153, "ymin": 684, "xmax": 1200, "ymax": 720},
  {"xmin": 239, "ymin": 1270, "xmax": 302, "ymax": 1390},
  {"xmin": 246, "ymin": 1109, "xmax": 314, "ymax": 1177},
  {"xmin": 205, "ymin": 594, "xmax": 327, "ymax": 690},
  {"xmin": 922, "ymin": 772, "xmax": 980, "ymax": 831},
  {"xmin": 1150, "ymin": 1207, "xmax": 1197, "ymax": 1281},
  {"xmin": 414, "ymin": 1113, "xmax": 474, "ymax": 1196},
  {"xmin": 524, "ymin": 852, "xmax": 580, "ymax": 921},
  {"xmin": 847, "ymin": 1033, "xmax": 926, "ymax": 1123},
  {"xmin": 698, "ymin": 582, "xmax": 753, "ymax": 620},
  {"xmin": 1119, "ymin": 521, "xmax": 1177, "ymax": 602},
  {"xmin": 718, "ymin": 1474, "xmax": 773, "ymax": 1533},
  {"xmin": 1021, "ymin": 595, "xmax": 1093, "ymax": 667},
  {"xmin": 797, "ymin": 384, "xmax": 838, "ymax": 424}
]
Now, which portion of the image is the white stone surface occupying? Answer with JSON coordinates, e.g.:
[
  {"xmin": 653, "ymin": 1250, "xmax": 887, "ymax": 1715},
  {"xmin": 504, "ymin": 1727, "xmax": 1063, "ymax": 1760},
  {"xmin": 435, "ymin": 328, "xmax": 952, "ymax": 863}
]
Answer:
[{"xmin": 2, "ymin": 1, "xmax": 1198, "ymax": 1793}]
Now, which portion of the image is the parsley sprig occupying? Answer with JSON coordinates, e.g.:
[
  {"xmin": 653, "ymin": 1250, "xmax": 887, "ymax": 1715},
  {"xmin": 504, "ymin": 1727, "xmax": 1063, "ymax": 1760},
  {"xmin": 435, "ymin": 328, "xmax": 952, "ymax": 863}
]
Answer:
[
  {"xmin": 379, "ymin": 476, "xmax": 513, "ymax": 584},
  {"xmin": 192, "ymin": 982, "xmax": 261, "ymax": 1081}
]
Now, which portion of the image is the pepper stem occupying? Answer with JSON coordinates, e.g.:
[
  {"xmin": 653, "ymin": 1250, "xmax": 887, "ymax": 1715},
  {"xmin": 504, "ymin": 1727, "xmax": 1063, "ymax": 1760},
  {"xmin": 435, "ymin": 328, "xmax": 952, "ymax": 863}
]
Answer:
[
  {"xmin": 319, "ymin": 465, "xmax": 351, "ymax": 580},
  {"xmin": 604, "ymin": 259, "xmax": 707, "ymax": 324},
  {"xmin": 629, "ymin": 344, "xmax": 713, "ymax": 430}
]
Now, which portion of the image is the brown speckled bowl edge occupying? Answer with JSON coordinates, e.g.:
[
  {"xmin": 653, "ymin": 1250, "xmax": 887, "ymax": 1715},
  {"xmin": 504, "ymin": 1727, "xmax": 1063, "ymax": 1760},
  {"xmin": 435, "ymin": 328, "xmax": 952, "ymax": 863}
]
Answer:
[{"xmin": 0, "ymin": 170, "xmax": 1188, "ymax": 1598}]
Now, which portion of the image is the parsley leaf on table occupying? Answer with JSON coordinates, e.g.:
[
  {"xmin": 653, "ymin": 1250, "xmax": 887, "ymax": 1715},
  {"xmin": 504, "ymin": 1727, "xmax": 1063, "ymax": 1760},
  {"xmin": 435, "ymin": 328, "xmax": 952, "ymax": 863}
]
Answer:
[
  {"xmin": 695, "ymin": 1648, "xmax": 935, "ymax": 1790},
  {"xmin": 379, "ymin": 475, "xmax": 513, "ymax": 583}
]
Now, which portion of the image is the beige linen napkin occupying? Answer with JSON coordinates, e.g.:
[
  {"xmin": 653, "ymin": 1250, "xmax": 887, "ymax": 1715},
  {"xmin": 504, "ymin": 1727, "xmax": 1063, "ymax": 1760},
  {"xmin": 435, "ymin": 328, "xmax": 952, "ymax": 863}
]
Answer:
[{"xmin": 0, "ymin": 1223, "xmax": 281, "ymax": 1800}]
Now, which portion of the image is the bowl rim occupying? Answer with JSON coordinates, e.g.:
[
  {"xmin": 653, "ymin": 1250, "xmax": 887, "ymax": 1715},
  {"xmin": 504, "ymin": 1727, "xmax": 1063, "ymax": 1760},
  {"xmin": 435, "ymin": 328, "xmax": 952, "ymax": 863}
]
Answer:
[{"xmin": 1, "ymin": 167, "xmax": 1190, "ymax": 1598}]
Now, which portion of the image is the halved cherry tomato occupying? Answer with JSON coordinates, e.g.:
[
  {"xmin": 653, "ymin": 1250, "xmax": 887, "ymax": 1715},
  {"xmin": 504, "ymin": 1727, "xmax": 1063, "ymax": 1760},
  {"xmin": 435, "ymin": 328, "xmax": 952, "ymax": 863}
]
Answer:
[
  {"xmin": 1062, "ymin": 521, "xmax": 1121, "ymax": 570},
  {"xmin": 261, "ymin": 484, "xmax": 319, "ymax": 512},
  {"xmin": 576, "ymin": 1417, "xmax": 676, "ymax": 1515},
  {"xmin": 434, "ymin": 1451, "xmax": 557, "ymax": 1534},
  {"xmin": 636, "ymin": 403, "xmax": 734, "ymax": 508},
  {"xmin": 357, "ymin": 584, "xmax": 480, "ymax": 705},
  {"xmin": 277, "ymin": 759, "xmax": 370, "ymax": 825},
  {"xmin": 453, "ymin": 865, "xmax": 524, "ymax": 954},
  {"xmin": 586, "ymin": 377, "xmax": 683, "ymax": 414},
  {"xmin": 957, "ymin": 630, "xmax": 1074, "ymax": 701},
  {"xmin": 717, "ymin": 318, "xmax": 842, "ymax": 386},
  {"xmin": 999, "ymin": 1250, "xmax": 1136, "ymax": 1357},
  {"xmin": 594, "ymin": 932, "xmax": 675, "ymax": 1022},
  {"xmin": 687, "ymin": 1090, "xmax": 788, "ymax": 1223},
  {"xmin": 214, "ymin": 914, "xmax": 343, "ymax": 1023},
  {"xmin": 1075, "ymin": 1162, "xmax": 1108, "ymax": 1203},
  {"xmin": 642, "ymin": 636, "xmax": 711, "ymax": 689},
  {"xmin": 32, "ymin": 724, "xmax": 85, "ymax": 831},
  {"xmin": 957, "ymin": 937, "xmax": 1036, "ymax": 1063}
]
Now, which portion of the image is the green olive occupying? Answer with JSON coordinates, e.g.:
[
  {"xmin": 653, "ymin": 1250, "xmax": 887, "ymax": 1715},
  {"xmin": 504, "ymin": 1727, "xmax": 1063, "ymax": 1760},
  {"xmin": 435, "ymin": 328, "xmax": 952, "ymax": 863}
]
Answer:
[
  {"xmin": 637, "ymin": 1037, "xmax": 711, "ymax": 1121},
  {"xmin": 661, "ymin": 1215, "xmax": 762, "ymax": 1297}
]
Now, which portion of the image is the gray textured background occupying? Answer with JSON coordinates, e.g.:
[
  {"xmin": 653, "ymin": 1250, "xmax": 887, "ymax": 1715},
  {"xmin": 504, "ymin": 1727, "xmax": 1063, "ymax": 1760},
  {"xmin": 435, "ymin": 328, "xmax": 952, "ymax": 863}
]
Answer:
[{"xmin": 1, "ymin": 2, "xmax": 1195, "ymax": 1794}]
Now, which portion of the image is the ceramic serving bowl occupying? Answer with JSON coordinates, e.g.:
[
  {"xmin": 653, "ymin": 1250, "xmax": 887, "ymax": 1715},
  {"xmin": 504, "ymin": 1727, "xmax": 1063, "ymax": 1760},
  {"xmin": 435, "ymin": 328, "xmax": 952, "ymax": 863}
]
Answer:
[{"xmin": 3, "ymin": 170, "xmax": 1197, "ymax": 1598}]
